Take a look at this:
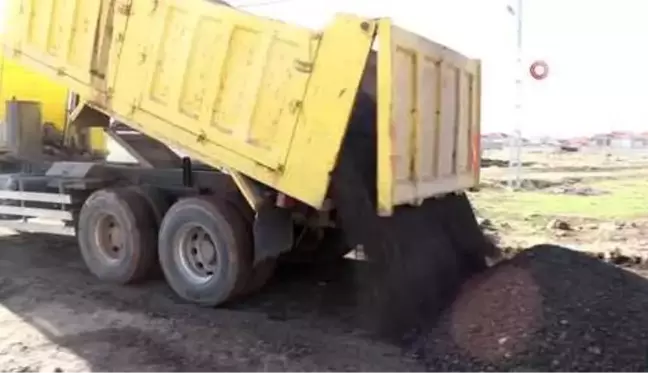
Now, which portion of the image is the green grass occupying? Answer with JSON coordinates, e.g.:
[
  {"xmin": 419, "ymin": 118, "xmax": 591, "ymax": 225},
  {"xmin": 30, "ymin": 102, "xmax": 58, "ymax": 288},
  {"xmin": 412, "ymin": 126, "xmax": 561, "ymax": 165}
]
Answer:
[{"xmin": 470, "ymin": 178, "xmax": 648, "ymax": 221}]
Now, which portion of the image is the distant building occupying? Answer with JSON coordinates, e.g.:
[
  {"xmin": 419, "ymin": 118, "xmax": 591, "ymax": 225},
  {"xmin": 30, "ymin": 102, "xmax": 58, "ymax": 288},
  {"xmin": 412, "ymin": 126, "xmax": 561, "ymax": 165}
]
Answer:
[
  {"xmin": 590, "ymin": 134, "xmax": 611, "ymax": 147},
  {"xmin": 587, "ymin": 131, "xmax": 648, "ymax": 149},
  {"xmin": 481, "ymin": 132, "xmax": 508, "ymax": 150}
]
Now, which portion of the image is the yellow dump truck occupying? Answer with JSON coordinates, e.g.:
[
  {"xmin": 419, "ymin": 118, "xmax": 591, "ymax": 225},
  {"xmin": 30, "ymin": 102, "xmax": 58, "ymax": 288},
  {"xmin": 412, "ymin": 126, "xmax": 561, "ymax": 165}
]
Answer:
[{"xmin": 0, "ymin": 0, "xmax": 494, "ymax": 334}]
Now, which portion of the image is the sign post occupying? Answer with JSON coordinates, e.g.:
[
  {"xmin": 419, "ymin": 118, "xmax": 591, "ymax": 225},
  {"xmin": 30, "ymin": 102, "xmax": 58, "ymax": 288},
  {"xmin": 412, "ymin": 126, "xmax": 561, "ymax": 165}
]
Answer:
[
  {"xmin": 507, "ymin": 0, "xmax": 550, "ymax": 190},
  {"xmin": 508, "ymin": 0, "xmax": 525, "ymax": 190}
]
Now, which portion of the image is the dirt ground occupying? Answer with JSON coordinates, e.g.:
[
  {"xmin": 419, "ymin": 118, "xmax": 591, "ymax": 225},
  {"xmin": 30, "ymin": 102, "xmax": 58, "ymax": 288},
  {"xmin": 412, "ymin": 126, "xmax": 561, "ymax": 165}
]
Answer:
[
  {"xmin": 474, "ymin": 147, "xmax": 648, "ymax": 262},
  {"xmin": 0, "ymin": 232, "xmax": 420, "ymax": 372},
  {"xmin": 1, "ymin": 146, "xmax": 648, "ymax": 372}
]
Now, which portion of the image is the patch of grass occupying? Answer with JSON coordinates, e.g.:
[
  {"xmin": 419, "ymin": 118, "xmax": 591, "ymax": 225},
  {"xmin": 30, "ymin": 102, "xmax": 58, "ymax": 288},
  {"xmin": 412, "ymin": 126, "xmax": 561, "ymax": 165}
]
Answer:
[{"xmin": 470, "ymin": 177, "xmax": 648, "ymax": 221}]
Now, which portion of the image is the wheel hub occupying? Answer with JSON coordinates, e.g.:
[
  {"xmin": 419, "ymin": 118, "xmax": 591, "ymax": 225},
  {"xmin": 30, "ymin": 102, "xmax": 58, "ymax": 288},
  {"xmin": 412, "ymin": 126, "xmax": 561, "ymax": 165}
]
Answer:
[
  {"xmin": 95, "ymin": 214, "xmax": 124, "ymax": 261},
  {"xmin": 177, "ymin": 226, "xmax": 219, "ymax": 283}
]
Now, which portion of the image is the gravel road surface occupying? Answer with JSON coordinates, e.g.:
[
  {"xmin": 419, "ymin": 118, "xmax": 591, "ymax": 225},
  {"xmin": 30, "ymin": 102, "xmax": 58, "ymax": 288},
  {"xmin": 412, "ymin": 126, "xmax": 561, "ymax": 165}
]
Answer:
[
  {"xmin": 2, "ymin": 232, "xmax": 648, "ymax": 371},
  {"xmin": 0, "ymin": 231, "xmax": 419, "ymax": 372}
]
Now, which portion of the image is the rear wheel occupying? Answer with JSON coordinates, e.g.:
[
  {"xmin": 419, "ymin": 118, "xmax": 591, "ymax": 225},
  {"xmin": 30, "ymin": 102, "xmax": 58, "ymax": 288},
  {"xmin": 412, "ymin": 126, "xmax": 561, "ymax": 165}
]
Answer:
[
  {"xmin": 126, "ymin": 184, "xmax": 172, "ymax": 227},
  {"xmin": 221, "ymin": 192, "xmax": 277, "ymax": 297},
  {"xmin": 158, "ymin": 196, "xmax": 252, "ymax": 306},
  {"xmin": 126, "ymin": 185, "xmax": 172, "ymax": 277},
  {"xmin": 77, "ymin": 187, "xmax": 158, "ymax": 284}
]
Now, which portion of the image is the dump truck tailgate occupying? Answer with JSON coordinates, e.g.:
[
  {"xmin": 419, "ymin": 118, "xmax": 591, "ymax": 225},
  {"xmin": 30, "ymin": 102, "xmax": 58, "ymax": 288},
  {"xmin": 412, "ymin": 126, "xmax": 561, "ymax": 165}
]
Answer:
[{"xmin": 376, "ymin": 19, "xmax": 481, "ymax": 216}]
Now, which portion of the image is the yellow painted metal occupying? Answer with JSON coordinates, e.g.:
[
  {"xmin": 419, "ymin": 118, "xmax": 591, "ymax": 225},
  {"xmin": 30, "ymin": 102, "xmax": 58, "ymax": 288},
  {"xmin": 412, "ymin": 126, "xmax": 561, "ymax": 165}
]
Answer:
[
  {"xmin": 2, "ymin": 0, "xmax": 130, "ymax": 105},
  {"xmin": 0, "ymin": 53, "xmax": 68, "ymax": 131},
  {"xmin": 1, "ymin": 0, "xmax": 481, "ymax": 214},
  {"xmin": 0, "ymin": 0, "xmax": 108, "ymax": 153},
  {"xmin": 0, "ymin": 53, "xmax": 107, "ymax": 152},
  {"xmin": 110, "ymin": 4, "xmax": 376, "ymax": 208},
  {"xmin": 376, "ymin": 19, "xmax": 482, "ymax": 216},
  {"xmin": 1, "ymin": 0, "xmax": 375, "ymax": 209},
  {"xmin": 89, "ymin": 128, "xmax": 107, "ymax": 154},
  {"xmin": 228, "ymin": 170, "xmax": 264, "ymax": 211},
  {"xmin": 127, "ymin": 0, "xmax": 317, "ymax": 169}
]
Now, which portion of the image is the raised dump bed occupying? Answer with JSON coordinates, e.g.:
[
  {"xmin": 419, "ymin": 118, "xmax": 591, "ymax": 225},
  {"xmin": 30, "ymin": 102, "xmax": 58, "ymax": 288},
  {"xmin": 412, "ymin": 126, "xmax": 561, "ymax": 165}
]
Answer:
[{"xmin": 1, "ymin": 0, "xmax": 480, "ymax": 215}]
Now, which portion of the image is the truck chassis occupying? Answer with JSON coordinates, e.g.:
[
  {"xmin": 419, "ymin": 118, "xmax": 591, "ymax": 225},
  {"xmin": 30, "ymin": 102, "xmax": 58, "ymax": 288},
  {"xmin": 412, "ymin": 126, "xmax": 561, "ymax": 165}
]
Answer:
[{"xmin": 0, "ymin": 157, "xmax": 348, "ymax": 305}]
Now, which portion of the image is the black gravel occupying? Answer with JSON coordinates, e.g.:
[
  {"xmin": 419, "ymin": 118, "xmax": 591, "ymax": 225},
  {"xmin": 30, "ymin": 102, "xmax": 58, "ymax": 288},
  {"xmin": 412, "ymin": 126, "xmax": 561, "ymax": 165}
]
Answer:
[{"xmin": 407, "ymin": 244, "xmax": 648, "ymax": 371}]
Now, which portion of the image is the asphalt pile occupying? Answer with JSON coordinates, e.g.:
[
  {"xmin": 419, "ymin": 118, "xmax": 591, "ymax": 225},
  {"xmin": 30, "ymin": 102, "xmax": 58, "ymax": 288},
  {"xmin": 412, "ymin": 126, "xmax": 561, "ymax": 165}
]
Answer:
[{"xmin": 407, "ymin": 244, "xmax": 648, "ymax": 371}]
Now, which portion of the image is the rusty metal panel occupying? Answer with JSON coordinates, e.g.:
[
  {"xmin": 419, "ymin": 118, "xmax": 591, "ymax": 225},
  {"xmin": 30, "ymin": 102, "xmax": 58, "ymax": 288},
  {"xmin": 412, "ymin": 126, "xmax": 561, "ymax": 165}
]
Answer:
[{"xmin": 377, "ymin": 19, "xmax": 481, "ymax": 215}]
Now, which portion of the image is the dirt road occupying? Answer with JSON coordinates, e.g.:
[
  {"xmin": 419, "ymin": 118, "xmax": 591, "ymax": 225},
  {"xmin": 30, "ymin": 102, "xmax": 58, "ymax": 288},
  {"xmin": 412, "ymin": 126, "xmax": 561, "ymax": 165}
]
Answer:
[
  {"xmin": 0, "ymin": 231, "xmax": 419, "ymax": 372},
  {"xmin": 3, "ymin": 219, "xmax": 648, "ymax": 371}
]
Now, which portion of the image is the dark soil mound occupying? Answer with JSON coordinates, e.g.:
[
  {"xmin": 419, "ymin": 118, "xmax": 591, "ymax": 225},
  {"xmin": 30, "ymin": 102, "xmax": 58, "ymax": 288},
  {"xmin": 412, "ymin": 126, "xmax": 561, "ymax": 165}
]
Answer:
[{"xmin": 410, "ymin": 244, "xmax": 648, "ymax": 371}]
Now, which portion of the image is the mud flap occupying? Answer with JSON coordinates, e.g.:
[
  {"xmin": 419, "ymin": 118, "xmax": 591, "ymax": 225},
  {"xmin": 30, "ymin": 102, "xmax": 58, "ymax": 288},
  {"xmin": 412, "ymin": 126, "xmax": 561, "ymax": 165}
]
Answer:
[
  {"xmin": 252, "ymin": 203, "xmax": 294, "ymax": 266},
  {"xmin": 330, "ymin": 91, "xmax": 497, "ymax": 340}
]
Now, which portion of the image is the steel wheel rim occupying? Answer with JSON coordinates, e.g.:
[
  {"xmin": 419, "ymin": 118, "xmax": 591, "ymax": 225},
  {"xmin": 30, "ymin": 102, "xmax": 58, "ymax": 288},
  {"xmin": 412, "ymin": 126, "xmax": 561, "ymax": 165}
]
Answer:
[
  {"xmin": 174, "ymin": 223, "xmax": 220, "ymax": 285},
  {"xmin": 94, "ymin": 213, "xmax": 125, "ymax": 262}
]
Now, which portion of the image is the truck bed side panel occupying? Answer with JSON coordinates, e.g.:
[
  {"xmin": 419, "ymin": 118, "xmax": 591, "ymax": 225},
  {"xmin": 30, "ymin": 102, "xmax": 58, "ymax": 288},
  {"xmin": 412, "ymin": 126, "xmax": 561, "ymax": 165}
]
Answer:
[
  {"xmin": 119, "ymin": 0, "xmax": 317, "ymax": 169},
  {"xmin": 3, "ymin": 0, "xmax": 127, "ymax": 101}
]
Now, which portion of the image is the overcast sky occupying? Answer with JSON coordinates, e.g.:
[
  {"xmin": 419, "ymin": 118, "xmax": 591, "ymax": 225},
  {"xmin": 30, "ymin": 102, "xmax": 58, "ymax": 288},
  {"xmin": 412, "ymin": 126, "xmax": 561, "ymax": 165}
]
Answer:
[{"xmin": 231, "ymin": 0, "xmax": 648, "ymax": 138}]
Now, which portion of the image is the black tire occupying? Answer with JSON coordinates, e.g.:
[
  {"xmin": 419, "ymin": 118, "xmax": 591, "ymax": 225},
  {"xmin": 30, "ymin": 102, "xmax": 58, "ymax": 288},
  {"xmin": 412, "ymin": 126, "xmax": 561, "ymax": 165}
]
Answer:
[
  {"xmin": 126, "ymin": 185, "xmax": 172, "ymax": 227},
  {"xmin": 126, "ymin": 185, "xmax": 173, "ymax": 277},
  {"xmin": 217, "ymin": 188, "xmax": 276, "ymax": 297},
  {"xmin": 158, "ymin": 196, "xmax": 252, "ymax": 306},
  {"xmin": 77, "ymin": 188, "xmax": 158, "ymax": 284}
]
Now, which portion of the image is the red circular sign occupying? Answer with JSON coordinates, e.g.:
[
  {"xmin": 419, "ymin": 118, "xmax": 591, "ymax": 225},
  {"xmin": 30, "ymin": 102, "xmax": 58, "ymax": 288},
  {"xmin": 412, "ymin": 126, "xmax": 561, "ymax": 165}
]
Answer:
[{"xmin": 529, "ymin": 60, "xmax": 549, "ymax": 80}]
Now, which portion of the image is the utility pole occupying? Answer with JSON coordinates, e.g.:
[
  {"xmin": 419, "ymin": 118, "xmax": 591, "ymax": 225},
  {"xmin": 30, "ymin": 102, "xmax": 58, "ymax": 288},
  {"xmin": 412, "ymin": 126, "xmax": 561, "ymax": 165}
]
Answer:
[{"xmin": 508, "ymin": 0, "xmax": 524, "ymax": 189}]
